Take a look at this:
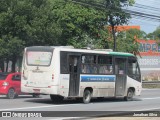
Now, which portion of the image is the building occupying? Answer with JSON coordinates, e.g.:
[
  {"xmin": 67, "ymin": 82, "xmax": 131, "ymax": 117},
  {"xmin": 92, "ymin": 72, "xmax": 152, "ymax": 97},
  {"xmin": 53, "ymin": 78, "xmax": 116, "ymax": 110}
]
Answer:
[
  {"xmin": 108, "ymin": 25, "xmax": 140, "ymax": 32},
  {"xmin": 137, "ymin": 40, "xmax": 160, "ymax": 81},
  {"xmin": 107, "ymin": 25, "xmax": 160, "ymax": 81}
]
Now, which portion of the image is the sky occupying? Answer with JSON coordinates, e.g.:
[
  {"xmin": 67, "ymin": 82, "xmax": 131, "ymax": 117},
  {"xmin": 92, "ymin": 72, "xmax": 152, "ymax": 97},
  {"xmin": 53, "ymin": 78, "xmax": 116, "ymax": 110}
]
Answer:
[{"xmin": 128, "ymin": 0, "xmax": 160, "ymax": 34}]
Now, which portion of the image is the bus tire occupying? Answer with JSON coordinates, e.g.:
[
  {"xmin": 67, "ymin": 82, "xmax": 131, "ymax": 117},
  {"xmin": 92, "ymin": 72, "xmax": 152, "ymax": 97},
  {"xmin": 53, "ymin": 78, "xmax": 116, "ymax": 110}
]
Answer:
[
  {"xmin": 50, "ymin": 95, "xmax": 63, "ymax": 103},
  {"xmin": 124, "ymin": 89, "xmax": 134, "ymax": 101},
  {"xmin": 83, "ymin": 89, "xmax": 91, "ymax": 104}
]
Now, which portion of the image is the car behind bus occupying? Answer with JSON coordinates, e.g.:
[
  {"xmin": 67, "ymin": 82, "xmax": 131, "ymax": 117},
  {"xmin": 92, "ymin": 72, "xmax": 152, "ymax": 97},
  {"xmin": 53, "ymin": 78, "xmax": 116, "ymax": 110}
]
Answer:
[{"xmin": 0, "ymin": 72, "xmax": 39, "ymax": 99}]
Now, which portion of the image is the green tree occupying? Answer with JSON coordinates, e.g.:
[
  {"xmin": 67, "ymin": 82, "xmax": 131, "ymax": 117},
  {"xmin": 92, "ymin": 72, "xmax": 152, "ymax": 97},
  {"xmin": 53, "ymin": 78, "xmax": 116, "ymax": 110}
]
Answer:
[
  {"xmin": 51, "ymin": 0, "xmax": 108, "ymax": 48},
  {"xmin": 105, "ymin": 0, "xmax": 135, "ymax": 51},
  {"xmin": 0, "ymin": 38, "xmax": 8, "ymax": 72},
  {"xmin": 0, "ymin": 0, "xmax": 62, "ymax": 72},
  {"xmin": 147, "ymin": 26, "xmax": 160, "ymax": 40},
  {"xmin": 72, "ymin": 0, "xmax": 135, "ymax": 51},
  {"xmin": 114, "ymin": 29, "xmax": 146, "ymax": 55}
]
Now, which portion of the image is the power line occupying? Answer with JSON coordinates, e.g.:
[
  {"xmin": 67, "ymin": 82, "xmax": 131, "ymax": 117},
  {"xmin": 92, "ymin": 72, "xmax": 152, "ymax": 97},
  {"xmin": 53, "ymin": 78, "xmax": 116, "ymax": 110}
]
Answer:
[
  {"xmin": 134, "ymin": 3, "xmax": 160, "ymax": 11},
  {"xmin": 136, "ymin": 0, "xmax": 160, "ymax": 6},
  {"xmin": 72, "ymin": 0, "xmax": 160, "ymax": 22},
  {"xmin": 124, "ymin": 9, "xmax": 160, "ymax": 21},
  {"xmin": 130, "ymin": 18, "xmax": 159, "ymax": 26}
]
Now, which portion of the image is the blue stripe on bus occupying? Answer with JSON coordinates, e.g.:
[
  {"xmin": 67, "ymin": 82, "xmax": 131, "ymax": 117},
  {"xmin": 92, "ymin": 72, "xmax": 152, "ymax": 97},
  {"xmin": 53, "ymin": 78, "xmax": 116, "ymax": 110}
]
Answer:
[{"xmin": 81, "ymin": 75, "xmax": 116, "ymax": 82}]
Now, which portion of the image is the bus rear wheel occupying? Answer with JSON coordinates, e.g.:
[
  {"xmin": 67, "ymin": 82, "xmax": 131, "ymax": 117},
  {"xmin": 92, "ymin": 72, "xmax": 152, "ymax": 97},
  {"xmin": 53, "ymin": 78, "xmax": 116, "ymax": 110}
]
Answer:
[
  {"xmin": 124, "ymin": 89, "xmax": 134, "ymax": 101},
  {"xmin": 50, "ymin": 95, "xmax": 63, "ymax": 103},
  {"xmin": 83, "ymin": 89, "xmax": 91, "ymax": 104}
]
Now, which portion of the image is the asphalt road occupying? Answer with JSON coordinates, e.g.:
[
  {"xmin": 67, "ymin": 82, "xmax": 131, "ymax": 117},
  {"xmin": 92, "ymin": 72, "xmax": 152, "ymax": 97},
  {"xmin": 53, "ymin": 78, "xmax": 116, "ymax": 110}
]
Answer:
[{"xmin": 0, "ymin": 89, "xmax": 160, "ymax": 119}]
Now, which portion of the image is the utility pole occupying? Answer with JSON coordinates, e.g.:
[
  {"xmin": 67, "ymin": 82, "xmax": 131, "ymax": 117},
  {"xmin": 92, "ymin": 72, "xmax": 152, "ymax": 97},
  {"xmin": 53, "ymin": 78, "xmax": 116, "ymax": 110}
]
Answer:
[{"xmin": 111, "ymin": 25, "xmax": 116, "ymax": 51}]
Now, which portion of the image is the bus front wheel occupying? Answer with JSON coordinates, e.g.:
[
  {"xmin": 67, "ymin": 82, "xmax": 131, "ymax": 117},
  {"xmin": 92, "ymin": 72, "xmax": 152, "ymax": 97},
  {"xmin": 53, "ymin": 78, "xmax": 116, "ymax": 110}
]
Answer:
[
  {"xmin": 83, "ymin": 89, "xmax": 91, "ymax": 104},
  {"xmin": 124, "ymin": 89, "xmax": 134, "ymax": 101}
]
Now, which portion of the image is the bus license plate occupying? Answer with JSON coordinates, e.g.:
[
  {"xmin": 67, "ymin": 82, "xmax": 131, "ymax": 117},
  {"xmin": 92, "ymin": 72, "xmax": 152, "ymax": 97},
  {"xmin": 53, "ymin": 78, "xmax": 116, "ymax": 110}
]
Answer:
[{"xmin": 33, "ymin": 89, "xmax": 40, "ymax": 93}]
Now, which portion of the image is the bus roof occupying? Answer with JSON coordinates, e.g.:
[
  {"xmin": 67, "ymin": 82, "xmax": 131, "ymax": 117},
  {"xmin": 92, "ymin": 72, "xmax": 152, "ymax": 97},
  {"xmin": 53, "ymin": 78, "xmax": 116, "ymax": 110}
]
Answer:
[
  {"xmin": 26, "ymin": 46, "xmax": 135, "ymax": 57},
  {"xmin": 53, "ymin": 46, "xmax": 135, "ymax": 57},
  {"xmin": 108, "ymin": 52, "xmax": 134, "ymax": 57}
]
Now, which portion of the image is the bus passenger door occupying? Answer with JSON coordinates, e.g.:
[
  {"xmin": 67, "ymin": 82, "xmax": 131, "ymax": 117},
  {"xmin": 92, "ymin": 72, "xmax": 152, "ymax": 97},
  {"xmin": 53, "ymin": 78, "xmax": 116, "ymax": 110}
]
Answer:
[
  {"xmin": 115, "ymin": 57, "xmax": 127, "ymax": 97},
  {"xmin": 68, "ymin": 55, "xmax": 80, "ymax": 96}
]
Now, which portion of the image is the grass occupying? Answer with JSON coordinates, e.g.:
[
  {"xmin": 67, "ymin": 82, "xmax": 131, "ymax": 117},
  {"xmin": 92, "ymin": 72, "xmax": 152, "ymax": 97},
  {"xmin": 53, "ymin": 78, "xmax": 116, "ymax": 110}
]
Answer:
[{"xmin": 142, "ymin": 84, "xmax": 160, "ymax": 88}]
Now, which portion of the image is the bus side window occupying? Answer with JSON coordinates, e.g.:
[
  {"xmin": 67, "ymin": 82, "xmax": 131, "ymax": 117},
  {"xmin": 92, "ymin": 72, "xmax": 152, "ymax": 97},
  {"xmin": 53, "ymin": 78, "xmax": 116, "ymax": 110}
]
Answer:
[
  {"xmin": 73, "ymin": 58, "xmax": 78, "ymax": 72},
  {"xmin": 115, "ymin": 65, "xmax": 118, "ymax": 74},
  {"xmin": 98, "ymin": 55, "xmax": 113, "ymax": 74},
  {"xmin": 60, "ymin": 52, "xmax": 69, "ymax": 74},
  {"xmin": 68, "ymin": 57, "xmax": 78, "ymax": 73},
  {"xmin": 88, "ymin": 64, "xmax": 97, "ymax": 74},
  {"xmin": 128, "ymin": 57, "xmax": 141, "ymax": 81},
  {"xmin": 82, "ymin": 64, "xmax": 88, "ymax": 73},
  {"xmin": 81, "ymin": 54, "xmax": 97, "ymax": 74},
  {"xmin": 68, "ymin": 57, "xmax": 73, "ymax": 72},
  {"xmin": 115, "ymin": 59, "xmax": 126, "ymax": 75}
]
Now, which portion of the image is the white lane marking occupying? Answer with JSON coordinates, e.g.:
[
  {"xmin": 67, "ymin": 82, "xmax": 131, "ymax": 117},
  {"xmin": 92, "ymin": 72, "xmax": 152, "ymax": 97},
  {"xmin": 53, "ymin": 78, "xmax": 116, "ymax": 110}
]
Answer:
[
  {"xmin": 48, "ymin": 117, "xmax": 83, "ymax": 120},
  {"xmin": 0, "ymin": 104, "xmax": 83, "ymax": 111},
  {"xmin": 142, "ymin": 97, "xmax": 160, "ymax": 100}
]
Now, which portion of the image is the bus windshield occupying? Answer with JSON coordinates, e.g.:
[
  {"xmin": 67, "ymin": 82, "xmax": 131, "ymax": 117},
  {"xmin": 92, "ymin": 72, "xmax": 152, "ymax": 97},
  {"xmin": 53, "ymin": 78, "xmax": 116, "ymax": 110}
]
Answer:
[{"xmin": 26, "ymin": 51, "xmax": 52, "ymax": 66}]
